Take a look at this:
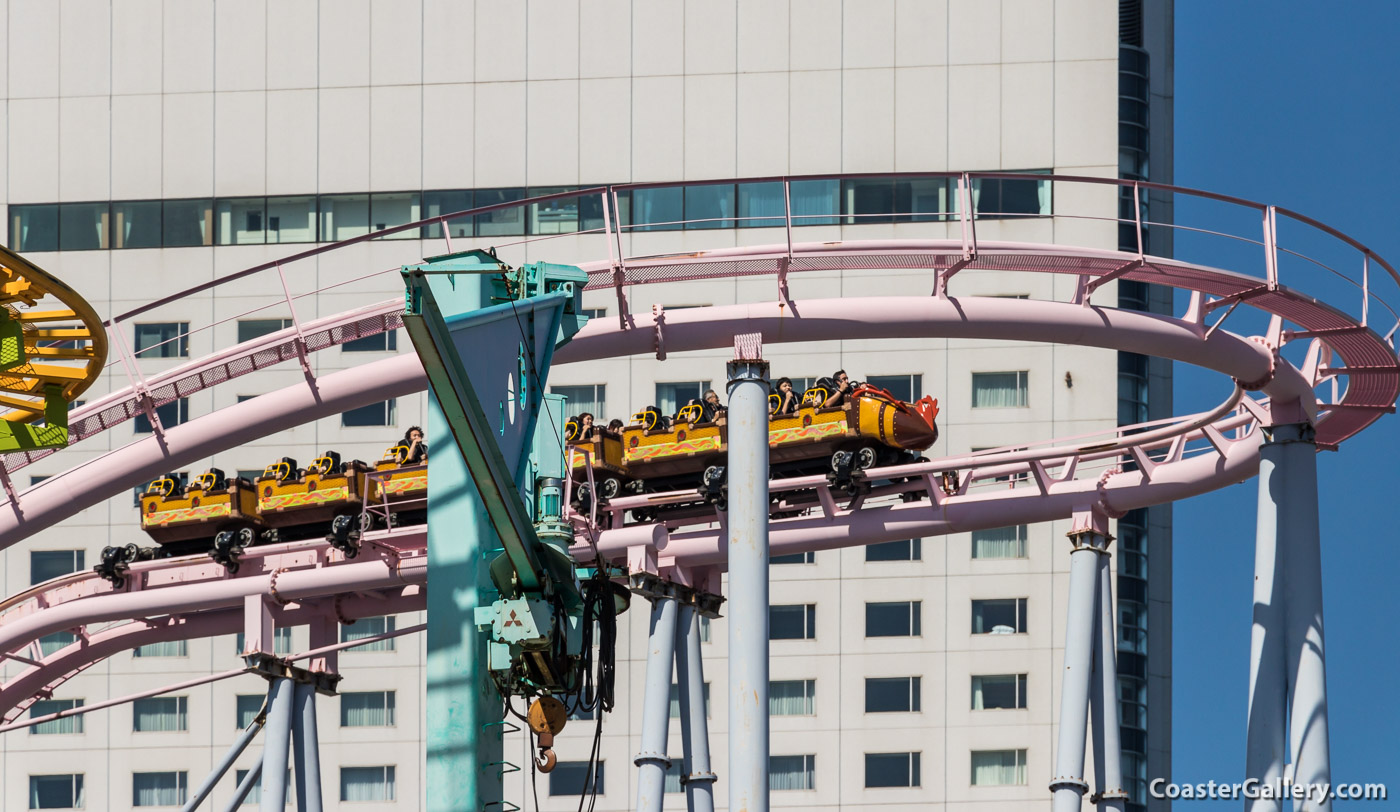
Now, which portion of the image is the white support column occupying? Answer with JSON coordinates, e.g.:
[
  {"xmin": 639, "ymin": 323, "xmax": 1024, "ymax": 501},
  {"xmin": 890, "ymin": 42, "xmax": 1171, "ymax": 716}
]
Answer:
[
  {"xmin": 635, "ymin": 594, "xmax": 679, "ymax": 812},
  {"xmin": 291, "ymin": 681, "xmax": 324, "ymax": 812},
  {"xmin": 675, "ymin": 602, "xmax": 717, "ymax": 812},
  {"xmin": 260, "ymin": 678, "xmax": 295, "ymax": 812},
  {"xmin": 1248, "ymin": 422, "xmax": 1330, "ymax": 811},
  {"xmin": 1051, "ymin": 517, "xmax": 1109, "ymax": 812},
  {"xmin": 727, "ymin": 334, "xmax": 770, "ymax": 812},
  {"xmin": 1091, "ymin": 548, "xmax": 1128, "ymax": 812}
]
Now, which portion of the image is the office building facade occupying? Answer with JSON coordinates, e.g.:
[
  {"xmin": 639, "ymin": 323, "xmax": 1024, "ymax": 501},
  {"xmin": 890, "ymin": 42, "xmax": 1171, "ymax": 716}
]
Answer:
[{"xmin": 0, "ymin": 1, "xmax": 1172, "ymax": 809}]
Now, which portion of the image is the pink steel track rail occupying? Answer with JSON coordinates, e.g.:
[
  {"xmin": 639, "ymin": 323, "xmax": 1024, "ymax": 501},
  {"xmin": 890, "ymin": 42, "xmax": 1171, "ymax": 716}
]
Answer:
[{"xmin": 0, "ymin": 173, "xmax": 1394, "ymax": 722}]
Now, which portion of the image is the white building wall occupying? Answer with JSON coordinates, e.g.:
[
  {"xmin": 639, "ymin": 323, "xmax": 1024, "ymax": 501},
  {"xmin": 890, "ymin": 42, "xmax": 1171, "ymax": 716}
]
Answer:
[{"xmin": 0, "ymin": 1, "xmax": 1165, "ymax": 810}]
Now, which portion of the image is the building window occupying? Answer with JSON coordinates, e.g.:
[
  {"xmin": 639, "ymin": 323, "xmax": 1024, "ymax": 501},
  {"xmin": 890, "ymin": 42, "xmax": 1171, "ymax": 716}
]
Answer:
[
  {"xmin": 319, "ymin": 194, "xmax": 371, "ymax": 241},
  {"xmin": 865, "ymin": 677, "xmax": 921, "ymax": 713},
  {"xmin": 972, "ymin": 371, "xmax": 1029, "ymax": 408},
  {"xmin": 866, "ymin": 538, "xmax": 920, "ymax": 562},
  {"xmin": 580, "ymin": 308, "xmax": 606, "ymax": 320},
  {"xmin": 528, "ymin": 187, "xmax": 582, "ymax": 234},
  {"xmin": 972, "ymin": 598, "xmax": 1028, "ymax": 634},
  {"xmin": 683, "ymin": 183, "xmax": 736, "ymax": 230},
  {"xmin": 1119, "ymin": 352, "xmax": 1149, "ymax": 426},
  {"xmin": 770, "ymin": 755, "xmax": 816, "ymax": 791},
  {"xmin": 548, "ymin": 761, "xmax": 602, "ymax": 796},
  {"xmin": 342, "ymin": 331, "xmax": 398, "ymax": 352},
  {"xmin": 770, "ymin": 604, "xmax": 816, "ymax": 640},
  {"xmin": 971, "ymin": 749, "xmax": 1028, "ymax": 786},
  {"xmin": 736, "ymin": 181, "xmax": 787, "ymax": 228},
  {"xmin": 162, "ymin": 199, "xmax": 214, "ymax": 247},
  {"xmin": 866, "ymin": 374, "xmax": 922, "ymax": 402},
  {"xmin": 134, "ymin": 322, "xmax": 189, "ymax": 358},
  {"xmin": 28, "ymin": 774, "xmax": 84, "ymax": 809},
  {"xmin": 235, "ymin": 627, "xmax": 292, "ymax": 655},
  {"xmin": 628, "ymin": 186, "xmax": 684, "ymax": 232},
  {"xmin": 342, "ymin": 399, "xmax": 396, "ymax": 427},
  {"xmin": 134, "ymin": 398, "xmax": 189, "ymax": 433},
  {"xmin": 769, "ymin": 679, "xmax": 816, "ymax": 716},
  {"xmin": 341, "ymin": 615, "xmax": 396, "ymax": 652},
  {"xmin": 1122, "ymin": 751, "xmax": 1149, "ymax": 806},
  {"xmin": 133, "ymin": 640, "xmax": 189, "ymax": 658},
  {"xmin": 236, "ymin": 319, "xmax": 293, "ymax": 343},
  {"xmin": 235, "ymin": 695, "xmax": 263, "ymax": 729},
  {"xmin": 655, "ymin": 381, "xmax": 710, "ymax": 415},
  {"xmin": 59, "ymin": 202, "xmax": 110, "ymax": 251},
  {"xmin": 865, "ymin": 752, "xmax": 920, "ymax": 788},
  {"xmin": 551, "ymin": 384, "xmax": 606, "ymax": 420},
  {"xmin": 1119, "ymin": 600, "xmax": 1148, "ymax": 655},
  {"xmin": 971, "ymin": 525, "xmax": 1028, "ymax": 559},
  {"xmin": 971, "ymin": 173, "xmax": 1052, "ymax": 217},
  {"xmin": 112, "ymin": 200, "xmax": 163, "ymax": 249},
  {"xmin": 31, "ymin": 550, "xmax": 84, "ymax": 585},
  {"xmin": 699, "ymin": 615, "xmax": 712, "ymax": 643},
  {"xmin": 30, "ymin": 699, "xmax": 83, "ymax": 735},
  {"xmin": 37, "ymin": 632, "xmax": 76, "ymax": 656},
  {"xmin": 234, "ymin": 769, "xmax": 291, "ymax": 806},
  {"xmin": 341, "ymin": 691, "xmax": 396, "ymax": 727},
  {"xmin": 133, "ymin": 696, "xmax": 187, "ymax": 732},
  {"xmin": 475, "ymin": 188, "xmax": 526, "ymax": 237},
  {"xmin": 267, "ymin": 195, "xmax": 317, "ymax": 244},
  {"xmin": 340, "ymin": 766, "xmax": 396, "ymax": 802},
  {"xmin": 11, "ymin": 205, "xmax": 59, "ymax": 252},
  {"xmin": 866, "ymin": 601, "xmax": 921, "ymax": 637},
  {"xmin": 972, "ymin": 674, "xmax": 1028, "ymax": 710},
  {"xmin": 370, "ymin": 192, "xmax": 422, "ymax": 239},
  {"xmin": 422, "ymin": 190, "xmax": 474, "ymax": 239},
  {"xmin": 1120, "ymin": 676, "xmax": 1147, "ymax": 730},
  {"xmin": 215, "ymin": 198, "xmax": 266, "ymax": 244},
  {"xmin": 30, "ymin": 476, "xmax": 50, "ymax": 486},
  {"xmin": 667, "ymin": 683, "xmax": 710, "ymax": 719},
  {"xmin": 771, "ymin": 550, "xmax": 815, "ymax": 565},
  {"xmin": 132, "ymin": 772, "xmax": 186, "ymax": 807}
]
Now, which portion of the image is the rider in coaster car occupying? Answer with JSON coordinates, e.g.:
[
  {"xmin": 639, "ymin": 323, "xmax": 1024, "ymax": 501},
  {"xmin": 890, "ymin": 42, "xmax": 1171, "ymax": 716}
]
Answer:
[
  {"xmin": 702, "ymin": 389, "xmax": 726, "ymax": 422},
  {"xmin": 578, "ymin": 412, "xmax": 597, "ymax": 440},
  {"xmin": 607, "ymin": 418, "xmax": 624, "ymax": 432},
  {"xmin": 401, "ymin": 426, "xmax": 429, "ymax": 464},
  {"xmin": 822, "ymin": 370, "xmax": 854, "ymax": 408},
  {"xmin": 772, "ymin": 377, "xmax": 799, "ymax": 416}
]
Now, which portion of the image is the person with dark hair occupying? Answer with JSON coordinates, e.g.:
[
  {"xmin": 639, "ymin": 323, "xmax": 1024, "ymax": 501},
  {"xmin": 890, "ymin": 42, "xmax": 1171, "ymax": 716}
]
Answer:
[
  {"xmin": 773, "ymin": 377, "xmax": 799, "ymax": 415},
  {"xmin": 402, "ymin": 426, "xmax": 429, "ymax": 463},
  {"xmin": 607, "ymin": 418, "xmax": 624, "ymax": 432},
  {"xmin": 822, "ymin": 369, "xmax": 853, "ymax": 408},
  {"xmin": 579, "ymin": 412, "xmax": 596, "ymax": 438},
  {"xmin": 702, "ymin": 389, "xmax": 726, "ymax": 422}
]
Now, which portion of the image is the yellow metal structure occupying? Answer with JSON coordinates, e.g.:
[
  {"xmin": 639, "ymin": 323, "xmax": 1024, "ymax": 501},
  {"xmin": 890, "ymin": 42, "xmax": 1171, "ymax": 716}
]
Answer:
[{"xmin": 0, "ymin": 244, "xmax": 107, "ymax": 451}]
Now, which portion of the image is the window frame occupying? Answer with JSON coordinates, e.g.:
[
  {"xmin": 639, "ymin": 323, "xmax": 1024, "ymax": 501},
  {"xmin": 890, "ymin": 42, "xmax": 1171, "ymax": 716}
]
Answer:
[
  {"xmin": 971, "ymin": 597, "xmax": 1029, "ymax": 635},
  {"xmin": 864, "ymin": 676, "xmax": 922, "ymax": 714},
  {"xmin": 865, "ymin": 600, "xmax": 922, "ymax": 638},
  {"xmin": 971, "ymin": 370, "xmax": 1030, "ymax": 409}
]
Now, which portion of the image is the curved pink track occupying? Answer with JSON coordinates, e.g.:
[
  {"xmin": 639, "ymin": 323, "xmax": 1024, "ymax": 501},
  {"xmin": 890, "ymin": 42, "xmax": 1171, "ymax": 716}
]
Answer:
[{"xmin": 0, "ymin": 174, "xmax": 1396, "ymax": 721}]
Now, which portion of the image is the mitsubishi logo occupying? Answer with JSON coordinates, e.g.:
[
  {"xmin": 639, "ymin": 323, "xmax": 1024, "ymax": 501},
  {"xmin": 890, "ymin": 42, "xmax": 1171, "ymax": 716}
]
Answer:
[{"xmin": 504, "ymin": 610, "xmax": 524, "ymax": 628}]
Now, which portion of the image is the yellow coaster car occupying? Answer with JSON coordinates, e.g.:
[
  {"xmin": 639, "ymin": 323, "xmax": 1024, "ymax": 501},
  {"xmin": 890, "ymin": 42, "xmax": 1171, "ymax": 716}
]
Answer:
[
  {"xmin": 564, "ymin": 419, "xmax": 630, "ymax": 502},
  {"xmin": 254, "ymin": 452, "xmax": 376, "ymax": 529},
  {"xmin": 373, "ymin": 444, "xmax": 429, "ymax": 506},
  {"xmin": 569, "ymin": 385, "xmax": 940, "ymax": 512},
  {"xmin": 140, "ymin": 468, "xmax": 262, "ymax": 545}
]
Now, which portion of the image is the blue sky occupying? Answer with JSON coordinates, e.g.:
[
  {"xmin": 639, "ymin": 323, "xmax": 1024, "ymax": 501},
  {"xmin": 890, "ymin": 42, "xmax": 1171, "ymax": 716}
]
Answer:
[{"xmin": 1171, "ymin": 2, "xmax": 1399, "ymax": 805}]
